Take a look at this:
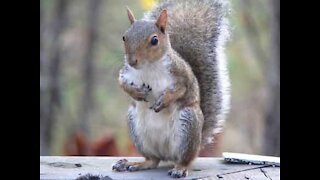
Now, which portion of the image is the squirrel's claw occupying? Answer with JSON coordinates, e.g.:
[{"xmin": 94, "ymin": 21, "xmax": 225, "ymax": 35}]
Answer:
[
  {"xmin": 141, "ymin": 83, "xmax": 152, "ymax": 92},
  {"xmin": 130, "ymin": 82, "xmax": 152, "ymax": 102}
]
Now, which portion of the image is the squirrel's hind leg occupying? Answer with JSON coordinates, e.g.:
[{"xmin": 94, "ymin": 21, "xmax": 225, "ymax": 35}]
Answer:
[
  {"xmin": 112, "ymin": 104, "xmax": 160, "ymax": 172},
  {"xmin": 169, "ymin": 106, "xmax": 203, "ymax": 178}
]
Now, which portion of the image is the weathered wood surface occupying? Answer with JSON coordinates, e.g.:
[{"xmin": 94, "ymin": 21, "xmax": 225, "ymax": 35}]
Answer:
[{"xmin": 40, "ymin": 156, "xmax": 280, "ymax": 180}]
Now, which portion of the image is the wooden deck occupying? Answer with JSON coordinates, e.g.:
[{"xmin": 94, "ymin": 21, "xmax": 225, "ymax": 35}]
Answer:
[{"xmin": 40, "ymin": 156, "xmax": 280, "ymax": 179}]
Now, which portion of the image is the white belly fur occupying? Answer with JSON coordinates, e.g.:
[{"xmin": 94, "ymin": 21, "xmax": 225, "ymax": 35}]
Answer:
[
  {"xmin": 135, "ymin": 103, "xmax": 179, "ymax": 160},
  {"xmin": 124, "ymin": 58, "xmax": 180, "ymax": 160}
]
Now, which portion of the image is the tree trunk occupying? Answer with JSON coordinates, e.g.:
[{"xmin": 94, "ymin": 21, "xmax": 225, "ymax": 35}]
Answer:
[
  {"xmin": 40, "ymin": 0, "xmax": 69, "ymax": 155},
  {"xmin": 79, "ymin": 0, "xmax": 101, "ymax": 139},
  {"xmin": 263, "ymin": 0, "xmax": 280, "ymax": 156}
]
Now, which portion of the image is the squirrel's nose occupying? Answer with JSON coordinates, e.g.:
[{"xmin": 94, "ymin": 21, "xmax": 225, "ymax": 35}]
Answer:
[{"xmin": 129, "ymin": 59, "xmax": 138, "ymax": 67}]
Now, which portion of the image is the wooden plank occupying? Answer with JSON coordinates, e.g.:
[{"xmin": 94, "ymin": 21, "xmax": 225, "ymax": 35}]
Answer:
[
  {"xmin": 40, "ymin": 156, "xmax": 280, "ymax": 180},
  {"xmin": 215, "ymin": 165, "xmax": 280, "ymax": 180},
  {"xmin": 217, "ymin": 168, "xmax": 279, "ymax": 180}
]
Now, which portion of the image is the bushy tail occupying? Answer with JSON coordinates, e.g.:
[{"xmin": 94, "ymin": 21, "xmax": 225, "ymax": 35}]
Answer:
[{"xmin": 146, "ymin": 0, "xmax": 231, "ymax": 145}]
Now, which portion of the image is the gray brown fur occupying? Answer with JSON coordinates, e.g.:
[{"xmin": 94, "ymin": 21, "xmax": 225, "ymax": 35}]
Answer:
[
  {"xmin": 115, "ymin": 0, "xmax": 230, "ymax": 178},
  {"xmin": 144, "ymin": 0, "xmax": 231, "ymax": 144}
]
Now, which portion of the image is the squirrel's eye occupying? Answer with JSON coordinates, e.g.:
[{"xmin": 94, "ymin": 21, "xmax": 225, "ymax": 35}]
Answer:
[
  {"xmin": 151, "ymin": 36, "xmax": 158, "ymax": 46},
  {"xmin": 122, "ymin": 36, "xmax": 125, "ymax": 41}
]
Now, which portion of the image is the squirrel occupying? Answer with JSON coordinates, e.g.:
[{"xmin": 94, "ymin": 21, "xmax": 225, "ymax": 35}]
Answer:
[{"xmin": 112, "ymin": 0, "xmax": 230, "ymax": 178}]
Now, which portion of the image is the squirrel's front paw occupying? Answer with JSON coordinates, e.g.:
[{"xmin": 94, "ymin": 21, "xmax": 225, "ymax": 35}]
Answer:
[
  {"xmin": 149, "ymin": 97, "xmax": 165, "ymax": 113},
  {"xmin": 140, "ymin": 83, "xmax": 152, "ymax": 97},
  {"xmin": 130, "ymin": 82, "xmax": 152, "ymax": 101}
]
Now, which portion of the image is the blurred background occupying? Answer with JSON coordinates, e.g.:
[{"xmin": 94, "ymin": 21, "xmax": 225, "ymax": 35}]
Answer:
[{"xmin": 40, "ymin": 0, "xmax": 279, "ymax": 157}]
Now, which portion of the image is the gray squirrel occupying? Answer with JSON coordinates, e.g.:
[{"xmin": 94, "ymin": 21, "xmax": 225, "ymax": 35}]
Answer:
[{"xmin": 113, "ymin": 0, "xmax": 230, "ymax": 178}]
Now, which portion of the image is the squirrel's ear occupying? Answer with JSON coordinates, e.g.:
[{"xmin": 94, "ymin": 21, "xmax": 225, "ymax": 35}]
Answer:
[
  {"xmin": 126, "ymin": 6, "xmax": 136, "ymax": 25},
  {"xmin": 156, "ymin": 9, "xmax": 167, "ymax": 33}
]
